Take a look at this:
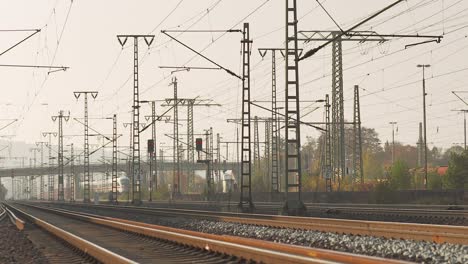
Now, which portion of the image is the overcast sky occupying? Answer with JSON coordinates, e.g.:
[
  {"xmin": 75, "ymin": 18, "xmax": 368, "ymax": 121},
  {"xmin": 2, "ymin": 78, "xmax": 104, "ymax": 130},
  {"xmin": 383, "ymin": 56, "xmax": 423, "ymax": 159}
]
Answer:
[{"xmin": 0, "ymin": 0, "xmax": 467, "ymax": 159}]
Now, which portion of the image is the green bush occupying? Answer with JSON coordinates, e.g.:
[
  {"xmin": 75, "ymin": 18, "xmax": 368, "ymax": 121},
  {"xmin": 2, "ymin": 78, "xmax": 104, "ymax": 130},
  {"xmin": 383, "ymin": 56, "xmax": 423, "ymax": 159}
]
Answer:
[
  {"xmin": 427, "ymin": 172, "xmax": 443, "ymax": 190},
  {"xmin": 444, "ymin": 151, "xmax": 468, "ymax": 189},
  {"xmin": 390, "ymin": 160, "xmax": 411, "ymax": 190}
]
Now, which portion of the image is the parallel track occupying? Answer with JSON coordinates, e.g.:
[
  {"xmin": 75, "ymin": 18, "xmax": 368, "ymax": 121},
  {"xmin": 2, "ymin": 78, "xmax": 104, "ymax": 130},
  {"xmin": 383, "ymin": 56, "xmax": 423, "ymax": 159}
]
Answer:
[
  {"xmin": 7, "ymin": 202, "xmax": 408, "ymax": 264},
  {"xmin": 141, "ymin": 200, "xmax": 468, "ymax": 225},
  {"xmin": 42, "ymin": 202, "xmax": 468, "ymax": 245}
]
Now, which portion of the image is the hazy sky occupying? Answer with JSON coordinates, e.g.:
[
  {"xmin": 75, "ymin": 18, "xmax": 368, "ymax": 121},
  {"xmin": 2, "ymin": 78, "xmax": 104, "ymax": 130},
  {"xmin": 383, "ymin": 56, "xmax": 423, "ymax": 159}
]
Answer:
[{"xmin": 0, "ymin": 0, "xmax": 467, "ymax": 159}]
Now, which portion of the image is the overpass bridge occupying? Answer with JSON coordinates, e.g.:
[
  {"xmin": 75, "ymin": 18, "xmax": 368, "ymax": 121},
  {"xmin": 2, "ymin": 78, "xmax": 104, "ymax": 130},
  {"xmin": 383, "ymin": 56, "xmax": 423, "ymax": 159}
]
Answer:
[{"xmin": 0, "ymin": 161, "xmax": 240, "ymax": 178}]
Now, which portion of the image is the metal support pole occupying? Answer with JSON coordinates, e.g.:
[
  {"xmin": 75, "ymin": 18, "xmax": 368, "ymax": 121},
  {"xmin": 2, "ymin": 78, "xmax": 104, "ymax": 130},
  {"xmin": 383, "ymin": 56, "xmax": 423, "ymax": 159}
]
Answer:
[
  {"xmin": 389, "ymin": 121, "xmax": 397, "ymax": 164},
  {"xmin": 52, "ymin": 111, "xmax": 69, "ymax": 201},
  {"xmin": 205, "ymin": 129, "xmax": 214, "ymax": 195},
  {"xmin": 35, "ymin": 142, "xmax": 46, "ymax": 200},
  {"xmin": 417, "ymin": 64, "xmax": 430, "ymax": 189},
  {"xmin": 132, "ymin": 38, "xmax": 141, "ymax": 203},
  {"xmin": 209, "ymin": 128, "xmax": 214, "ymax": 190},
  {"xmin": 284, "ymin": 0, "xmax": 305, "ymax": 214},
  {"xmin": 216, "ymin": 133, "xmax": 221, "ymax": 192},
  {"xmin": 264, "ymin": 120, "xmax": 271, "ymax": 189},
  {"xmin": 43, "ymin": 132, "xmax": 57, "ymax": 200},
  {"xmin": 187, "ymin": 101, "xmax": 194, "ymax": 191},
  {"xmin": 69, "ymin": 143, "xmax": 75, "ymax": 202},
  {"xmin": 171, "ymin": 77, "xmax": 180, "ymax": 195},
  {"xmin": 152, "ymin": 103, "xmax": 158, "ymax": 192},
  {"xmin": 112, "ymin": 114, "xmax": 118, "ymax": 203},
  {"xmin": 73, "ymin": 91, "xmax": 98, "ymax": 203},
  {"xmin": 253, "ymin": 116, "xmax": 260, "ymax": 170},
  {"xmin": 353, "ymin": 86, "xmax": 364, "ymax": 184},
  {"xmin": 271, "ymin": 51, "xmax": 279, "ymax": 193},
  {"xmin": 117, "ymin": 34, "xmax": 154, "ymax": 204},
  {"xmin": 239, "ymin": 22, "xmax": 253, "ymax": 210},
  {"xmin": 29, "ymin": 148, "xmax": 39, "ymax": 199},
  {"xmin": 331, "ymin": 32, "xmax": 345, "ymax": 190},
  {"xmin": 325, "ymin": 94, "xmax": 332, "ymax": 191}
]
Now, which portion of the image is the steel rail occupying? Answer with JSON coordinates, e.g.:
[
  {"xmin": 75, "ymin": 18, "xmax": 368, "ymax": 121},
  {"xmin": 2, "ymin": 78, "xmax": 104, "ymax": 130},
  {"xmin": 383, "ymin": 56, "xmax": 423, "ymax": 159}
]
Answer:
[
  {"xmin": 54, "ymin": 202, "xmax": 468, "ymax": 245},
  {"xmin": 3, "ymin": 203, "xmax": 136, "ymax": 264},
  {"xmin": 0, "ymin": 205, "xmax": 6, "ymax": 221},
  {"xmin": 145, "ymin": 200, "xmax": 468, "ymax": 216},
  {"xmin": 15, "ymin": 202, "xmax": 407, "ymax": 264},
  {"xmin": 4, "ymin": 206, "xmax": 25, "ymax": 230}
]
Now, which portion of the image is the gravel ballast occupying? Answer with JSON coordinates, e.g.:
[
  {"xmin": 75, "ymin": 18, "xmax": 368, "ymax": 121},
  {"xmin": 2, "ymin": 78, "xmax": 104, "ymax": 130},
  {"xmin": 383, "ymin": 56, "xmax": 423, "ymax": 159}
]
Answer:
[
  {"xmin": 0, "ymin": 219, "xmax": 48, "ymax": 264},
  {"xmin": 180, "ymin": 220, "xmax": 468, "ymax": 264}
]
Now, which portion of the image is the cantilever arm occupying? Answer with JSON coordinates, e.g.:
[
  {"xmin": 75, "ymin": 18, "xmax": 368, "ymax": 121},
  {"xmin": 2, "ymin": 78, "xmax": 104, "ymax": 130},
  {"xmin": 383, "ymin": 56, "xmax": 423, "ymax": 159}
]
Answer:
[{"xmin": 161, "ymin": 31, "xmax": 242, "ymax": 80}]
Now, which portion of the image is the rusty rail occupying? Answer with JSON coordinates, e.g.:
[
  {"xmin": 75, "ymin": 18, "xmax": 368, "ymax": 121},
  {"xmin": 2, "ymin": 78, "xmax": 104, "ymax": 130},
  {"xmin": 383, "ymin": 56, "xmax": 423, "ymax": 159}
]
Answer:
[
  {"xmin": 4, "ymin": 203, "xmax": 136, "ymax": 264},
  {"xmin": 15, "ymin": 203, "xmax": 409, "ymax": 264},
  {"xmin": 4, "ymin": 205, "xmax": 25, "ymax": 230}
]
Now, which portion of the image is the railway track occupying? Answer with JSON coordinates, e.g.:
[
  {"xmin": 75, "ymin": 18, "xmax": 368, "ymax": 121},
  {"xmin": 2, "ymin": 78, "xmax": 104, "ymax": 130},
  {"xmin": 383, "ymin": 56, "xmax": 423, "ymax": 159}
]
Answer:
[
  {"xmin": 140, "ymin": 200, "xmax": 468, "ymax": 225},
  {"xmin": 40, "ymin": 201, "xmax": 468, "ymax": 245},
  {"xmin": 4, "ymin": 202, "xmax": 406, "ymax": 264}
]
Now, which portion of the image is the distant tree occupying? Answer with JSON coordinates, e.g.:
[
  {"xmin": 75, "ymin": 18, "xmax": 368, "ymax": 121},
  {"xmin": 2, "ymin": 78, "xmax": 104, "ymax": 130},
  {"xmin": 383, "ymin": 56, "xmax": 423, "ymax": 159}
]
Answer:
[
  {"xmin": 440, "ymin": 146, "xmax": 465, "ymax": 165},
  {"xmin": 361, "ymin": 127, "xmax": 383, "ymax": 154},
  {"xmin": 444, "ymin": 151, "xmax": 468, "ymax": 189},
  {"xmin": 427, "ymin": 172, "xmax": 443, "ymax": 190},
  {"xmin": 302, "ymin": 136, "xmax": 320, "ymax": 176},
  {"xmin": 363, "ymin": 150, "xmax": 383, "ymax": 180},
  {"xmin": 390, "ymin": 159, "xmax": 411, "ymax": 190},
  {"xmin": 397, "ymin": 144, "xmax": 418, "ymax": 168}
]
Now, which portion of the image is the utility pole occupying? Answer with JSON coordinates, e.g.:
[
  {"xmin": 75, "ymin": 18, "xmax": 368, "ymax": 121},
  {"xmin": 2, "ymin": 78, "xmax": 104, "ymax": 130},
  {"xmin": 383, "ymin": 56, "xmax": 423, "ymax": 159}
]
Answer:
[
  {"xmin": 209, "ymin": 128, "xmax": 214, "ymax": 192},
  {"xmin": 42, "ymin": 132, "xmax": 57, "ymax": 200},
  {"xmin": 253, "ymin": 116, "xmax": 260, "ymax": 171},
  {"xmin": 264, "ymin": 119, "xmax": 271, "ymax": 190},
  {"xmin": 141, "ymin": 101, "xmax": 157, "ymax": 200},
  {"xmin": 216, "ymin": 133, "xmax": 221, "ymax": 192},
  {"xmin": 239, "ymin": 22, "xmax": 253, "ymax": 211},
  {"xmin": 325, "ymin": 94, "xmax": 332, "ymax": 191},
  {"xmin": 123, "ymin": 121, "xmax": 145, "ymax": 200},
  {"xmin": 69, "ymin": 143, "xmax": 75, "ymax": 202},
  {"xmin": 111, "ymin": 114, "xmax": 118, "ymax": 203},
  {"xmin": 74, "ymin": 91, "xmax": 98, "ymax": 202},
  {"xmin": 258, "ymin": 48, "xmax": 292, "ymax": 194},
  {"xmin": 29, "ymin": 148, "xmax": 39, "ymax": 199},
  {"xmin": 417, "ymin": 122, "xmax": 423, "ymax": 167},
  {"xmin": 353, "ymin": 86, "xmax": 364, "ymax": 185},
  {"xmin": 159, "ymin": 148, "xmax": 164, "ymax": 187},
  {"xmin": 284, "ymin": 0, "xmax": 305, "ymax": 215},
  {"xmin": 150, "ymin": 102, "xmax": 156, "ymax": 198},
  {"xmin": 389, "ymin": 121, "xmax": 397, "ymax": 164},
  {"xmin": 170, "ymin": 77, "xmax": 181, "ymax": 195},
  {"xmin": 417, "ymin": 64, "xmax": 430, "ymax": 189},
  {"xmin": 52, "ymin": 110, "xmax": 70, "ymax": 201},
  {"xmin": 35, "ymin": 141, "xmax": 46, "ymax": 200},
  {"xmin": 187, "ymin": 100, "xmax": 194, "ymax": 191},
  {"xmin": 144, "ymin": 113, "xmax": 170, "ymax": 193},
  {"xmin": 117, "ymin": 34, "xmax": 154, "ymax": 205},
  {"xmin": 204, "ymin": 128, "xmax": 214, "ymax": 195}
]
